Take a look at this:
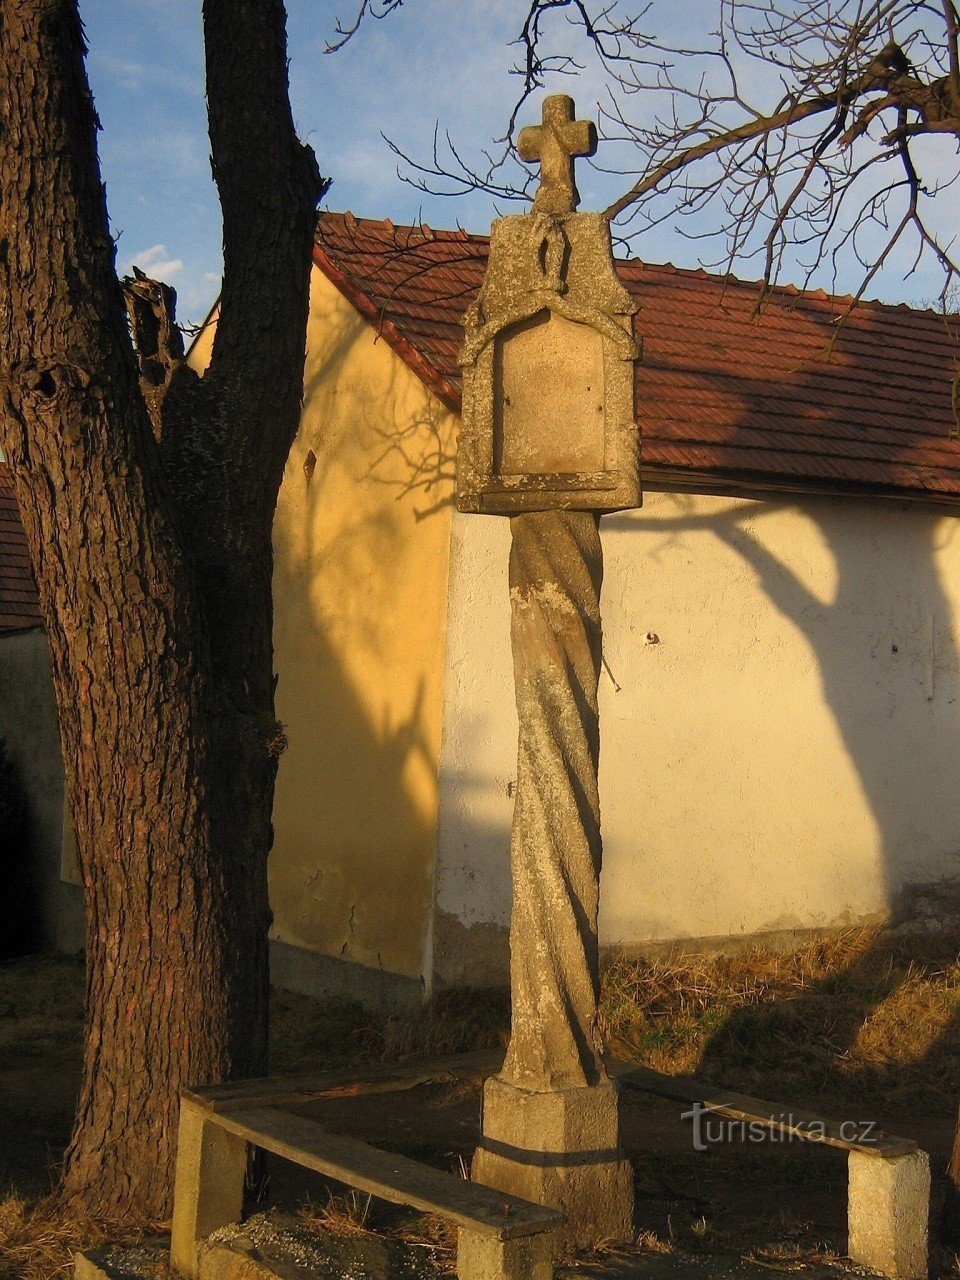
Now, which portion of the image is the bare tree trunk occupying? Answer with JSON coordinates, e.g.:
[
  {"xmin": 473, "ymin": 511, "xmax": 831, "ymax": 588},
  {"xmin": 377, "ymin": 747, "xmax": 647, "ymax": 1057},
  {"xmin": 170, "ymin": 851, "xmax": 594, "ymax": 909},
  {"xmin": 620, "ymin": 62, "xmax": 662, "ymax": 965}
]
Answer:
[{"xmin": 0, "ymin": 0, "xmax": 320, "ymax": 1220}]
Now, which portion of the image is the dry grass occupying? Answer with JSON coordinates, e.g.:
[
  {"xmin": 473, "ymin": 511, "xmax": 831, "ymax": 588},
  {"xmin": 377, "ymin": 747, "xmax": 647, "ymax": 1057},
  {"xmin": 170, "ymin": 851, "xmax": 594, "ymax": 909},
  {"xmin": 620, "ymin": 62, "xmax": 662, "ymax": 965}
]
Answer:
[
  {"xmin": 0, "ymin": 1194, "xmax": 161, "ymax": 1280},
  {"xmin": 270, "ymin": 984, "xmax": 510, "ymax": 1076},
  {"xmin": 297, "ymin": 1194, "xmax": 456, "ymax": 1273},
  {"xmin": 298, "ymin": 1188, "xmax": 377, "ymax": 1239},
  {"xmin": 634, "ymin": 1227, "xmax": 675, "ymax": 1253},
  {"xmin": 0, "ymin": 1195, "xmax": 81, "ymax": 1280},
  {"xmin": 393, "ymin": 1212, "xmax": 456, "ymax": 1272},
  {"xmin": 271, "ymin": 926, "xmax": 960, "ymax": 1115},
  {"xmin": 600, "ymin": 927, "xmax": 960, "ymax": 1111},
  {"xmin": 377, "ymin": 986, "xmax": 510, "ymax": 1063}
]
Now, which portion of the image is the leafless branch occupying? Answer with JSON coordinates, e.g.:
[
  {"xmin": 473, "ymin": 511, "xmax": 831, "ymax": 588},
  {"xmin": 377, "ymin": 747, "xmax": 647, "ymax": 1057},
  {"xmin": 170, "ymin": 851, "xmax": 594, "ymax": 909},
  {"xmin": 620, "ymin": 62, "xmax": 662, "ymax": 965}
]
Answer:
[
  {"xmin": 329, "ymin": 0, "xmax": 960, "ymax": 304},
  {"xmin": 325, "ymin": 0, "xmax": 405, "ymax": 54}
]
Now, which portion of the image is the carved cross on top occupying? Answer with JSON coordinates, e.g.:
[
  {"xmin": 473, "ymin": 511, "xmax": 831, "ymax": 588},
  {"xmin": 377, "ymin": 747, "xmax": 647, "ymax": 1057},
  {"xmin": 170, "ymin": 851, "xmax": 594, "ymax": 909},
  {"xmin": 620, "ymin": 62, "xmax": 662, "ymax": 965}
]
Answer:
[{"xmin": 518, "ymin": 95, "xmax": 597, "ymax": 216}]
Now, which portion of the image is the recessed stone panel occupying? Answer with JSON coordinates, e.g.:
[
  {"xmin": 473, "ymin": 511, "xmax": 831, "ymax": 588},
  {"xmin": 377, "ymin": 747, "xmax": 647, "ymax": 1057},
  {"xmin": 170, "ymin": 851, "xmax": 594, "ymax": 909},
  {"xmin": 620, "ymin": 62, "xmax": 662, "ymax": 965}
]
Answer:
[{"xmin": 493, "ymin": 312, "xmax": 606, "ymax": 476}]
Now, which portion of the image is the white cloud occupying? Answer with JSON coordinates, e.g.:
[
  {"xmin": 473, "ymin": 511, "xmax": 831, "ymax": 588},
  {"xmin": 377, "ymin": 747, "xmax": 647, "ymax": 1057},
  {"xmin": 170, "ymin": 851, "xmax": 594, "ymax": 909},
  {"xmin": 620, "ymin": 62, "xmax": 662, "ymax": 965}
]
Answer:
[
  {"xmin": 173, "ymin": 272, "xmax": 223, "ymax": 329},
  {"xmin": 120, "ymin": 244, "xmax": 184, "ymax": 282}
]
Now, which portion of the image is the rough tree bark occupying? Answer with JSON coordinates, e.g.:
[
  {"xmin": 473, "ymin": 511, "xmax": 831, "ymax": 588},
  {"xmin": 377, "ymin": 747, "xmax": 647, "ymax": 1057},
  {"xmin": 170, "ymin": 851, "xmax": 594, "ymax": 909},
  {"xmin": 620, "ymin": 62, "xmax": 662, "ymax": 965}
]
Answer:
[{"xmin": 0, "ymin": 0, "xmax": 322, "ymax": 1219}]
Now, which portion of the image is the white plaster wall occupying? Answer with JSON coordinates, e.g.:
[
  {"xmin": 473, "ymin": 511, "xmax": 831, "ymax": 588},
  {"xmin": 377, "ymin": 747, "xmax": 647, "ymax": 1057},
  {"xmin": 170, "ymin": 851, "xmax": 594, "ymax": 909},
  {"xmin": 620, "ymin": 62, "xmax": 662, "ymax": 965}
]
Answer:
[
  {"xmin": 434, "ymin": 513, "xmax": 514, "ymax": 949},
  {"xmin": 434, "ymin": 490, "xmax": 960, "ymax": 983}
]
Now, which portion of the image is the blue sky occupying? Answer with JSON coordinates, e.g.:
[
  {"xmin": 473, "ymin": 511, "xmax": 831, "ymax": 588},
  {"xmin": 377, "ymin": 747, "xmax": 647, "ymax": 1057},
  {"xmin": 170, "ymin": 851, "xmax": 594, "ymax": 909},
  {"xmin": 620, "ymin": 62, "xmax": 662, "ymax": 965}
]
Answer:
[{"xmin": 79, "ymin": 0, "xmax": 960, "ymax": 325}]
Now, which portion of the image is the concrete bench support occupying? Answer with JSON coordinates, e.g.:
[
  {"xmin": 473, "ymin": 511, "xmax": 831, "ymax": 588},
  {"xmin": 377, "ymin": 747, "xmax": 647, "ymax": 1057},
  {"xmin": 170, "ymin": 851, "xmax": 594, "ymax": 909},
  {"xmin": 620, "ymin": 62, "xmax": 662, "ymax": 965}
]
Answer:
[
  {"xmin": 848, "ymin": 1148, "xmax": 930, "ymax": 1280},
  {"xmin": 457, "ymin": 1226, "xmax": 556, "ymax": 1280},
  {"xmin": 170, "ymin": 1082, "xmax": 562, "ymax": 1280},
  {"xmin": 170, "ymin": 1097, "xmax": 247, "ymax": 1278}
]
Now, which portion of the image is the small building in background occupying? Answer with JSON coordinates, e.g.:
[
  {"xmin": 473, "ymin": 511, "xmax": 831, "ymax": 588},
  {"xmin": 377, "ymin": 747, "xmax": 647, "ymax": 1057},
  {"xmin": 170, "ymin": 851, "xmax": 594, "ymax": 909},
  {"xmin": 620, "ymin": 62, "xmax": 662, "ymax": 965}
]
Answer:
[{"xmin": 12, "ymin": 211, "xmax": 960, "ymax": 1006}]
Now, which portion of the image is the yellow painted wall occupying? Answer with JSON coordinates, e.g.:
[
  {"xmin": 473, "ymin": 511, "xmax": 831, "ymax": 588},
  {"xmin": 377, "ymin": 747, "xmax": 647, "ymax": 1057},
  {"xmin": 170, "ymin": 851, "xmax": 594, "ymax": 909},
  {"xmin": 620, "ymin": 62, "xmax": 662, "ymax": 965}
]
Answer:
[{"xmin": 188, "ymin": 268, "xmax": 456, "ymax": 984}]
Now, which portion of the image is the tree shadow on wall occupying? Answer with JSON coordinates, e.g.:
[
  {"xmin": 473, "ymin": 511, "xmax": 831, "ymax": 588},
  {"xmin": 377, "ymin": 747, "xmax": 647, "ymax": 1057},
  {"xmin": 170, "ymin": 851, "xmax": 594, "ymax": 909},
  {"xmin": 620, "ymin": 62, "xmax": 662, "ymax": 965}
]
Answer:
[
  {"xmin": 312, "ymin": 240, "xmax": 960, "ymax": 1185},
  {"xmin": 270, "ymin": 312, "xmax": 446, "ymax": 984},
  {"xmin": 269, "ymin": 314, "xmax": 503, "ymax": 989},
  {"xmin": 601, "ymin": 292, "xmax": 960, "ymax": 1221}
]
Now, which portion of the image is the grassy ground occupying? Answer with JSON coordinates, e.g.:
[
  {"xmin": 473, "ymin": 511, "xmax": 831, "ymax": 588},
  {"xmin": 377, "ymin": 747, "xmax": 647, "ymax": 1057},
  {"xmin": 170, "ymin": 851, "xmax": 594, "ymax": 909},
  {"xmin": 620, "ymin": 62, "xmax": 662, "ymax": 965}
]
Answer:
[
  {"xmin": 600, "ymin": 927, "xmax": 960, "ymax": 1115},
  {"xmin": 3, "ymin": 927, "xmax": 960, "ymax": 1277}
]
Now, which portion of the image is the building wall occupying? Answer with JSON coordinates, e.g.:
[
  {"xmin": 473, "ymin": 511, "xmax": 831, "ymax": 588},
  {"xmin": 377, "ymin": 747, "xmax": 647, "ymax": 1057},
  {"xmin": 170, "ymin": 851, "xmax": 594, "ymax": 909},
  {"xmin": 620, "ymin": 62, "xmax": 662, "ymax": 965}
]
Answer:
[
  {"xmin": 187, "ymin": 273, "xmax": 960, "ymax": 996},
  {"xmin": 183, "ymin": 270, "xmax": 459, "ymax": 1006},
  {"xmin": 267, "ymin": 268, "xmax": 456, "ymax": 1001},
  {"xmin": 434, "ymin": 491, "xmax": 960, "ymax": 984},
  {"xmin": 0, "ymin": 627, "xmax": 64, "ymax": 951}
]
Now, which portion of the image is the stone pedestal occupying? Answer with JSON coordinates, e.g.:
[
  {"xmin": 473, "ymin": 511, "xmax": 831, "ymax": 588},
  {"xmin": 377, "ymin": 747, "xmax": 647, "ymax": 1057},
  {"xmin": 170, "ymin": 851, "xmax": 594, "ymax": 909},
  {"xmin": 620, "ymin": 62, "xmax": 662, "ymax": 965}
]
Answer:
[{"xmin": 474, "ymin": 1074, "xmax": 633, "ymax": 1250}]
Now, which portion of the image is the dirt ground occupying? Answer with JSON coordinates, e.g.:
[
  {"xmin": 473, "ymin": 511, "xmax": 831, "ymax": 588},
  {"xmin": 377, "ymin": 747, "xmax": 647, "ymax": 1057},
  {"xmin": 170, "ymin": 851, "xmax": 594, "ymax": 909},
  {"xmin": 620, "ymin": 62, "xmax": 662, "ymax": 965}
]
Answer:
[
  {"xmin": 3, "ymin": 948, "xmax": 960, "ymax": 1278},
  {"xmin": 270, "ymin": 1069, "xmax": 953, "ymax": 1264},
  {"xmin": 0, "ymin": 956, "xmax": 84, "ymax": 1199}
]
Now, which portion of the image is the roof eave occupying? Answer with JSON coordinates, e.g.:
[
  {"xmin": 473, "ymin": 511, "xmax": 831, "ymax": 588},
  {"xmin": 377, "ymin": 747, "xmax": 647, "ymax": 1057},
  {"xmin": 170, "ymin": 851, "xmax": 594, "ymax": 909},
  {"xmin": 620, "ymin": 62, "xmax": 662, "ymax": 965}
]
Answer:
[
  {"xmin": 642, "ymin": 463, "xmax": 960, "ymax": 512},
  {"xmin": 312, "ymin": 242, "xmax": 463, "ymax": 416}
]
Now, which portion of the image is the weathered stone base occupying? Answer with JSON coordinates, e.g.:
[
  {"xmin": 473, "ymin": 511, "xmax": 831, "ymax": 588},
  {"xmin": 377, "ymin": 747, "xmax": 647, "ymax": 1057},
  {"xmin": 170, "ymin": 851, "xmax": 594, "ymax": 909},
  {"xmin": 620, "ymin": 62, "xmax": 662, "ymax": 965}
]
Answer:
[
  {"xmin": 197, "ymin": 1213, "xmax": 429, "ymax": 1280},
  {"xmin": 472, "ymin": 1074, "xmax": 633, "ymax": 1251},
  {"xmin": 848, "ymin": 1148, "xmax": 930, "ymax": 1280}
]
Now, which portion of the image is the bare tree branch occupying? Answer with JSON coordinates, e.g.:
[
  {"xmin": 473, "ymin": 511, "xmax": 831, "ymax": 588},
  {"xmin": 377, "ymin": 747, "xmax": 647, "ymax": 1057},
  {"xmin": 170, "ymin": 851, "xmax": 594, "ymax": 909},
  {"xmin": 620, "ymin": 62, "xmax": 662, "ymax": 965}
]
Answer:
[
  {"xmin": 325, "ymin": 0, "xmax": 405, "ymax": 53},
  {"xmin": 357, "ymin": 1, "xmax": 960, "ymax": 304}
]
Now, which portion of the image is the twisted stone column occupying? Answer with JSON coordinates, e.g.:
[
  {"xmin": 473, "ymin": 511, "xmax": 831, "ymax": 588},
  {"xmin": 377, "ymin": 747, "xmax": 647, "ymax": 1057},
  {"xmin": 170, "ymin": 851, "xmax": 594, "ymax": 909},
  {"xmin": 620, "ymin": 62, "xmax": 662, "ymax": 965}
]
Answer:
[
  {"xmin": 501, "ymin": 509, "xmax": 605, "ymax": 1092},
  {"xmin": 473, "ymin": 509, "xmax": 633, "ymax": 1249}
]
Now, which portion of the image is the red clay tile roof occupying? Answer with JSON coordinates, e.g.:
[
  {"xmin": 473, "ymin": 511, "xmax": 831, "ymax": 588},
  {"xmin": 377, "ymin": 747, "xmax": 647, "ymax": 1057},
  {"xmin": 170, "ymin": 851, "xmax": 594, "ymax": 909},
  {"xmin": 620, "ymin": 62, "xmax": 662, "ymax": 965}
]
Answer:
[
  {"xmin": 1, "ymin": 217, "xmax": 950, "ymax": 636},
  {"xmin": 0, "ymin": 465, "xmax": 41, "ymax": 634},
  {"xmin": 314, "ymin": 212, "xmax": 960, "ymax": 507}
]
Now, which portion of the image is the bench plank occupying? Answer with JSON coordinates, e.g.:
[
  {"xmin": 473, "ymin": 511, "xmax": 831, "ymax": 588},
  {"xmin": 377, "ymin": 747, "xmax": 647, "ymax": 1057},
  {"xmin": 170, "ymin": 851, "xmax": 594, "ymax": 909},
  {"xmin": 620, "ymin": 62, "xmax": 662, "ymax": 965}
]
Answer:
[
  {"xmin": 184, "ymin": 1051, "xmax": 504, "ymax": 1115},
  {"xmin": 614, "ymin": 1063, "xmax": 916, "ymax": 1158},
  {"xmin": 213, "ymin": 1106, "xmax": 562, "ymax": 1241}
]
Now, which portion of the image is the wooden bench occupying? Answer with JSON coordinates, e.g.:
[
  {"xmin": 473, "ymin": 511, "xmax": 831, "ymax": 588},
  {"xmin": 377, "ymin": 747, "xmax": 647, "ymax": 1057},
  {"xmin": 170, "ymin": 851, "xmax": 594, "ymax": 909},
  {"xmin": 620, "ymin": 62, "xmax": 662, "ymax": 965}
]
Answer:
[
  {"xmin": 170, "ymin": 1059, "xmax": 560, "ymax": 1280},
  {"xmin": 613, "ymin": 1063, "xmax": 930, "ymax": 1280}
]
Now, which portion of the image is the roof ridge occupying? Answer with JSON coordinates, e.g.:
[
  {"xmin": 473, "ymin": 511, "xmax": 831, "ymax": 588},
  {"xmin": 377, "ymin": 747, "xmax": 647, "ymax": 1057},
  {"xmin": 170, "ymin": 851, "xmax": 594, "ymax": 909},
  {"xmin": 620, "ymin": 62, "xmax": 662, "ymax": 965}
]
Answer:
[
  {"xmin": 319, "ymin": 209, "xmax": 490, "ymax": 248},
  {"xmin": 319, "ymin": 210, "xmax": 959, "ymax": 321}
]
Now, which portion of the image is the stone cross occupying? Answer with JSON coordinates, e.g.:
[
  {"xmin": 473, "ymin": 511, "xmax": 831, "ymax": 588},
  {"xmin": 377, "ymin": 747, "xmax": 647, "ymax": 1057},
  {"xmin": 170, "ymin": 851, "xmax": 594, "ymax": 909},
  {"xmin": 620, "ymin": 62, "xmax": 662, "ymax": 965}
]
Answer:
[
  {"xmin": 462, "ymin": 97, "xmax": 637, "ymax": 1254},
  {"xmin": 518, "ymin": 94, "xmax": 597, "ymax": 215}
]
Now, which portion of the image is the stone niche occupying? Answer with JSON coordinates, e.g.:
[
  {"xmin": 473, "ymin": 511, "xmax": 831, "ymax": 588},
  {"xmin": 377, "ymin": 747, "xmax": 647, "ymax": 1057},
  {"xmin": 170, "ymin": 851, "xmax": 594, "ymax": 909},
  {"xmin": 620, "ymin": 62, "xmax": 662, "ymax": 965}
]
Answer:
[
  {"xmin": 493, "ymin": 311, "xmax": 606, "ymax": 477},
  {"xmin": 457, "ymin": 210, "xmax": 640, "ymax": 514}
]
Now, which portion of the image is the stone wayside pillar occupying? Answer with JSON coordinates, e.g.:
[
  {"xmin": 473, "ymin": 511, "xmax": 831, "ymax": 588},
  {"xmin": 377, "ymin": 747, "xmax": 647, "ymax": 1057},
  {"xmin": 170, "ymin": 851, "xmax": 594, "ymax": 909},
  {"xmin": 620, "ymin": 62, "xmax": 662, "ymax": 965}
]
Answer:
[
  {"xmin": 472, "ymin": 509, "xmax": 633, "ymax": 1248},
  {"xmin": 456, "ymin": 95, "xmax": 640, "ymax": 1251},
  {"xmin": 503, "ymin": 510, "xmax": 605, "ymax": 1090}
]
